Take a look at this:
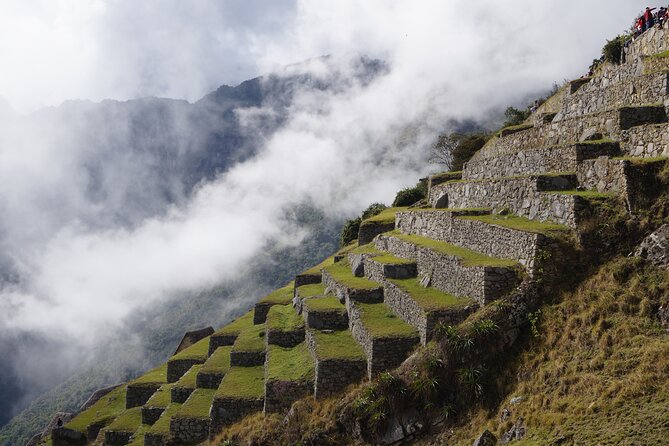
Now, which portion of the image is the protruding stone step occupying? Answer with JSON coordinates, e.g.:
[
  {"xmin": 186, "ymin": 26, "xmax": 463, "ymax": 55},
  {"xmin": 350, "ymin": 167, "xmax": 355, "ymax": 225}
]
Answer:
[
  {"xmin": 305, "ymin": 329, "xmax": 367, "ymax": 398},
  {"xmin": 144, "ymin": 403, "xmax": 181, "ymax": 446},
  {"xmin": 210, "ymin": 366, "xmax": 265, "ymax": 436},
  {"xmin": 102, "ymin": 407, "xmax": 142, "ymax": 446},
  {"xmin": 263, "ymin": 342, "xmax": 314, "ymax": 413},
  {"xmin": 141, "ymin": 384, "xmax": 173, "ymax": 425},
  {"xmin": 294, "ymin": 257, "xmax": 334, "ymax": 287},
  {"xmin": 171, "ymin": 365, "xmax": 200, "ymax": 404},
  {"xmin": 569, "ymin": 77, "xmax": 591, "ymax": 94},
  {"xmin": 196, "ymin": 346, "xmax": 231, "ymax": 389},
  {"xmin": 618, "ymin": 105, "xmax": 667, "ymax": 130},
  {"xmin": 383, "ymin": 278, "xmax": 476, "ymax": 344},
  {"xmin": 209, "ymin": 311, "xmax": 253, "ymax": 356},
  {"xmin": 358, "ymin": 207, "xmax": 407, "ymax": 245},
  {"xmin": 167, "ymin": 337, "xmax": 209, "ymax": 383},
  {"xmin": 322, "ymin": 262, "xmax": 384, "ymax": 304},
  {"xmin": 346, "ymin": 299, "xmax": 420, "ymax": 378},
  {"xmin": 169, "ymin": 388, "xmax": 215, "ymax": 445},
  {"xmin": 293, "ymin": 282, "xmax": 326, "ymax": 313},
  {"xmin": 498, "ymin": 123, "xmax": 533, "ymax": 137},
  {"xmin": 302, "ymin": 295, "xmax": 349, "ymax": 330},
  {"xmin": 265, "ymin": 304, "xmax": 305, "ymax": 348},
  {"xmin": 347, "ymin": 245, "xmax": 417, "ymax": 282},
  {"xmin": 428, "ymin": 171, "xmax": 463, "ymax": 191},
  {"xmin": 230, "ymin": 325, "xmax": 266, "ymax": 366},
  {"xmin": 375, "ymin": 232, "xmax": 520, "ymax": 306},
  {"xmin": 253, "ymin": 282, "xmax": 294, "ymax": 324},
  {"xmin": 395, "ymin": 210, "xmax": 570, "ymax": 275},
  {"xmin": 126, "ymin": 364, "xmax": 167, "ymax": 409}
]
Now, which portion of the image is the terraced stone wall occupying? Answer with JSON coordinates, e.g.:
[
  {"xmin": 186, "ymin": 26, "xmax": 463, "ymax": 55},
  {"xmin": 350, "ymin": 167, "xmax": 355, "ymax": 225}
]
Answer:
[
  {"xmin": 621, "ymin": 123, "xmax": 669, "ymax": 157},
  {"xmin": 577, "ymin": 158, "xmax": 629, "ymax": 194},
  {"xmin": 104, "ymin": 430, "xmax": 132, "ymax": 445},
  {"xmin": 126, "ymin": 384, "xmax": 160, "ymax": 409},
  {"xmin": 170, "ymin": 417, "xmax": 210, "ymax": 444},
  {"xmin": 141, "ymin": 407, "xmax": 164, "ymax": 425},
  {"xmin": 264, "ymin": 379, "xmax": 312, "ymax": 413},
  {"xmin": 266, "ymin": 328, "xmax": 304, "ymax": 347},
  {"xmin": 305, "ymin": 330, "xmax": 366, "ymax": 397},
  {"xmin": 167, "ymin": 360, "xmax": 200, "ymax": 383},
  {"xmin": 210, "ymin": 397, "xmax": 264, "ymax": 435},
  {"xmin": 625, "ymin": 25, "xmax": 669, "ymax": 64},
  {"xmin": 303, "ymin": 306, "xmax": 349, "ymax": 330}
]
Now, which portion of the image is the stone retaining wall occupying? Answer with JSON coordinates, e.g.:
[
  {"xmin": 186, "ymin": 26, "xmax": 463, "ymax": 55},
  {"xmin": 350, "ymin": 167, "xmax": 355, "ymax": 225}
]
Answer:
[
  {"xmin": 253, "ymin": 303, "xmax": 273, "ymax": 324},
  {"xmin": 86, "ymin": 422, "xmax": 106, "ymax": 444},
  {"xmin": 362, "ymin": 257, "xmax": 417, "ymax": 283},
  {"xmin": 358, "ymin": 222, "xmax": 396, "ymax": 245},
  {"xmin": 167, "ymin": 359, "xmax": 203, "ymax": 383},
  {"xmin": 294, "ymin": 272, "xmax": 322, "ymax": 288},
  {"xmin": 196, "ymin": 371, "xmax": 225, "ymax": 389},
  {"xmin": 208, "ymin": 333, "xmax": 238, "ymax": 356},
  {"xmin": 383, "ymin": 281, "xmax": 476, "ymax": 345},
  {"xmin": 577, "ymin": 158, "xmax": 629, "ymax": 194},
  {"xmin": 266, "ymin": 328, "xmax": 305, "ymax": 348},
  {"xmin": 230, "ymin": 350, "xmax": 265, "ymax": 367},
  {"xmin": 141, "ymin": 406, "xmax": 165, "ymax": 425},
  {"xmin": 621, "ymin": 123, "xmax": 669, "ymax": 157},
  {"xmin": 170, "ymin": 416, "xmax": 211, "ymax": 444},
  {"xmin": 210, "ymin": 397, "xmax": 264, "ymax": 436},
  {"xmin": 104, "ymin": 430, "xmax": 133, "ymax": 445},
  {"xmin": 126, "ymin": 384, "xmax": 160, "ymax": 409},
  {"xmin": 625, "ymin": 25, "xmax": 669, "ymax": 64},
  {"xmin": 263, "ymin": 379, "xmax": 313, "ymax": 413},
  {"xmin": 303, "ymin": 306, "xmax": 349, "ymax": 330},
  {"xmin": 144, "ymin": 432, "xmax": 168, "ymax": 446},
  {"xmin": 322, "ymin": 269, "xmax": 384, "ymax": 304},
  {"xmin": 51, "ymin": 428, "xmax": 86, "ymax": 446},
  {"xmin": 374, "ymin": 234, "xmax": 518, "ymax": 305},
  {"xmin": 171, "ymin": 385, "xmax": 194, "ymax": 404},
  {"xmin": 305, "ymin": 330, "xmax": 367, "ymax": 397}
]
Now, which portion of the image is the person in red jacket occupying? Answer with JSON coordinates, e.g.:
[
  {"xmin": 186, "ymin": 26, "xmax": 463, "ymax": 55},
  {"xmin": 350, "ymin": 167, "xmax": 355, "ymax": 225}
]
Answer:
[
  {"xmin": 637, "ymin": 16, "xmax": 645, "ymax": 36},
  {"xmin": 644, "ymin": 7, "xmax": 656, "ymax": 30}
]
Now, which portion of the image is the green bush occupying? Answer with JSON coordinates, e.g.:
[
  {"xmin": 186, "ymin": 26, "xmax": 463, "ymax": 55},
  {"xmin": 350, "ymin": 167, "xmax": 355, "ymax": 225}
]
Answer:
[
  {"xmin": 340, "ymin": 217, "xmax": 361, "ymax": 247},
  {"xmin": 431, "ymin": 132, "xmax": 489, "ymax": 171},
  {"xmin": 502, "ymin": 107, "xmax": 530, "ymax": 128},
  {"xmin": 392, "ymin": 182, "xmax": 426, "ymax": 207},
  {"xmin": 361, "ymin": 203, "xmax": 388, "ymax": 220},
  {"xmin": 602, "ymin": 36, "xmax": 625, "ymax": 65}
]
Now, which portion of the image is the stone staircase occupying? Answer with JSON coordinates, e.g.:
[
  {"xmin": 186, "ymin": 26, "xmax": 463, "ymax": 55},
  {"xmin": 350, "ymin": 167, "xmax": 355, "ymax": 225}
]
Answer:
[{"xmin": 50, "ymin": 26, "xmax": 669, "ymax": 446}]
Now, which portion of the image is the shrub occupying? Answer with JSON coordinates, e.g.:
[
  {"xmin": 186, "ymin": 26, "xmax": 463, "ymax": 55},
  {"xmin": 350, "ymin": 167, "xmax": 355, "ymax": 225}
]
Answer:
[
  {"xmin": 361, "ymin": 203, "xmax": 388, "ymax": 220},
  {"xmin": 602, "ymin": 36, "xmax": 625, "ymax": 65},
  {"xmin": 340, "ymin": 217, "xmax": 361, "ymax": 247},
  {"xmin": 392, "ymin": 181, "xmax": 426, "ymax": 207},
  {"xmin": 431, "ymin": 132, "xmax": 489, "ymax": 171},
  {"xmin": 502, "ymin": 106, "xmax": 530, "ymax": 128}
]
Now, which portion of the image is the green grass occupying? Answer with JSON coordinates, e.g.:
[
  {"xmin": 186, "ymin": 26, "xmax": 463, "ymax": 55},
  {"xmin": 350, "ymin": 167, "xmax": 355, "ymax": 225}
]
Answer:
[
  {"xmin": 351, "ymin": 244, "xmax": 414, "ymax": 265},
  {"xmin": 147, "ymin": 403, "xmax": 181, "ymax": 435},
  {"xmin": 360, "ymin": 207, "xmax": 408, "ymax": 226},
  {"xmin": 545, "ymin": 189, "xmax": 617, "ymax": 200},
  {"xmin": 323, "ymin": 262, "xmax": 382, "ymax": 290},
  {"xmin": 266, "ymin": 305, "xmax": 304, "ymax": 332},
  {"xmin": 174, "ymin": 364, "xmax": 202, "ymax": 389},
  {"xmin": 303, "ymin": 296, "xmax": 345, "ymax": 313},
  {"xmin": 389, "ymin": 278, "xmax": 474, "ymax": 311},
  {"xmin": 301, "ymin": 255, "xmax": 335, "ymax": 276},
  {"xmin": 259, "ymin": 282, "xmax": 295, "ymax": 305},
  {"xmin": 170, "ymin": 337, "xmax": 209, "ymax": 361},
  {"xmin": 176, "ymin": 388, "xmax": 216, "ymax": 419},
  {"xmin": 296, "ymin": 283, "xmax": 325, "ymax": 298},
  {"xmin": 213, "ymin": 310, "xmax": 254, "ymax": 336},
  {"xmin": 232, "ymin": 324, "xmax": 265, "ymax": 352},
  {"xmin": 126, "ymin": 424, "xmax": 148, "ymax": 446},
  {"xmin": 65, "ymin": 386, "xmax": 126, "ymax": 433},
  {"xmin": 613, "ymin": 155, "xmax": 668, "ymax": 165},
  {"xmin": 578, "ymin": 138, "xmax": 615, "ymax": 146},
  {"xmin": 200, "ymin": 346, "xmax": 232, "ymax": 375},
  {"xmin": 145, "ymin": 384, "xmax": 174, "ymax": 408},
  {"xmin": 129, "ymin": 364, "xmax": 167, "ymax": 387},
  {"xmin": 354, "ymin": 302, "xmax": 418, "ymax": 339},
  {"xmin": 266, "ymin": 343, "xmax": 314, "ymax": 382},
  {"xmin": 497, "ymin": 123, "xmax": 533, "ymax": 136},
  {"xmin": 430, "ymin": 171, "xmax": 463, "ymax": 182},
  {"xmin": 459, "ymin": 214, "xmax": 570, "ymax": 236},
  {"xmin": 105, "ymin": 407, "xmax": 142, "ymax": 432},
  {"xmin": 405, "ymin": 207, "xmax": 491, "ymax": 215},
  {"xmin": 216, "ymin": 366, "xmax": 265, "ymax": 400},
  {"xmin": 389, "ymin": 231, "xmax": 519, "ymax": 268},
  {"xmin": 648, "ymin": 49, "xmax": 669, "ymax": 58},
  {"xmin": 310, "ymin": 329, "xmax": 365, "ymax": 360}
]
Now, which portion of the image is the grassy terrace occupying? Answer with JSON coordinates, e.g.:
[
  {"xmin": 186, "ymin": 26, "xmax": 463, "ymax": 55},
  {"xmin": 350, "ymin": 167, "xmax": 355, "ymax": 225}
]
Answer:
[
  {"xmin": 403, "ymin": 207, "xmax": 491, "ymax": 215},
  {"xmin": 430, "ymin": 171, "xmax": 463, "ymax": 183},
  {"xmin": 147, "ymin": 403, "xmax": 181, "ymax": 435},
  {"xmin": 310, "ymin": 329, "xmax": 365, "ymax": 360},
  {"xmin": 442, "ymin": 171, "xmax": 575, "ymax": 186},
  {"xmin": 200, "ymin": 346, "xmax": 232, "ymax": 375},
  {"xmin": 613, "ymin": 155, "xmax": 668, "ymax": 165},
  {"xmin": 176, "ymin": 388, "xmax": 216, "ymax": 419},
  {"xmin": 389, "ymin": 278, "xmax": 474, "ymax": 311},
  {"xmin": 545, "ymin": 189, "xmax": 617, "ymax": 200},
  {"xmin": 323, "ymin": 262, "xmax": 382, "ymax": 290},
  {"xmin": 296, "ymin": 282, "xmax": 325, "ymax": 298},
  {"xmin": 301, "ymin": 255, "xmax": 335, "ymax": 276},
  {"xmin": 105, "ymin": 407, "xmax": 142, "ymax": 433},
  {"xmin": 360, "ymin": 207, "xmax": 408, "ymax": 226},
  {"xmin": 129, "ymin": 363, "xmax": 167, "ymax": 387},
  {"xmin": 266, "ymin": 343, "xmax": 314, "ymax": 382},
  {"xmin": 126, "ymin": 424, "xmax": 148, "ymax": 446},
  {"xmin": 351, "ymin": 244, "xmax": 414, "ymax": 265},
  {"xmin": 175, "ymin": 365, "xmax": 202, "ymax": 389},
  {"xmin": 145, "ymin": 384, "xmax": 174, "ymax": 408},
  {"xmin": 303, "ymin": 296, "xmax": 345, "ymax": 313},
  {"xmin": 170, "ymin": 337, "xmax": 209, "ymax": 362},
  {"xmin": 213, "ymin": 310, "xmax": 254, "ymax": 336},
  {"xmin": 216, "ymin": 366, "xmax": 265, "ymax": 400},
  {"xmin": 388, "ymin": 231, "xmax": 518, "ymax": 268},
  {"xmin": 259, "ymin": 282, "xmax": 294, "ymax": 305},
  {"xmin": 266, "ymin": 304, "xmax": 304, "ymax": 332},
  {"xmin": 459, "ymin": 213, "xmax": 570, "ymax": 236},
  {"xmin": 497, "ymin": 123, "xmax": 533, "ymax": 136},
  {"xmin": 354, "ymin": 302, "xmax": 418, "ymax": 339},
  {"xmin": 65, "ymin": 386, "xmax": 126, "ymax": 433},
  {"xmin": 232, "ymin": 325, "xmax": 265, "ymax": 352}
]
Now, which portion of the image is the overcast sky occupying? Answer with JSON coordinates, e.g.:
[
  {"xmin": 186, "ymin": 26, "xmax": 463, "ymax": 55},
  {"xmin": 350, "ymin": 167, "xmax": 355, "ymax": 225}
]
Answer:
[{"xmin": 0, "ymin": 0, "xmax": 643, "ymax": 114}]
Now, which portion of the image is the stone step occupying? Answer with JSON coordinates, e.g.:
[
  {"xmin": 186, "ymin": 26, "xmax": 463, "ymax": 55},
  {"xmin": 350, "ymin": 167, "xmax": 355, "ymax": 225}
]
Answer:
[
  {"xmin": 347, "ymin": 245, "xmax": 418, "ymax": 281},
  {"xmin": 210, "ymin": 366, "xmax": 265, "ymax": 436},
  {"xmin": 169, "ymin": 388, "xmax": 215, "ymax": 445},
  {"xmin": 305, "ymin": 329, "xmax": 367, "ymax": 398},
  {"xmin": 208, "ymin": 311, "xmax": 254, "ymax": 356},
  {"xmin": 196, "ymin": 346, "xmax": 232, "ymax": 389},
  {"xmin": 357, "ymin": 207, "xmax": 408, "ymax": 245},
  {"xmin": 294, "ymin": 256, "xmax": 334, "ymax": 288},
  {"xmin": 144, "ymin": 403, "xmax": 181, "ymax": 446},
  {"xmin": 345, "ymin": 299, "xmax": 420, "ymax": 378},
  {"xmin": 102, "ymin": 406, "xmax": 142, "ymax": 446},
  {"xmin": 428, "ymin": 174, "xmax": 584, "ymax": 227},
  {"xmin": 578, "ymin": 156, "xmax": 668, "ymax": 196},
  {"xmin": 383, "ymin": 278, "xmax": 476, "ymax": 345},
  {"xmin": 620, "ymin": 122, "xmax": 669, "ymax": 158},
  {"xmin": 374, "ymin": 232, "xmax": 520, "ymax": 305},
  {"xmin": 171, "ymin": 364, "xmax": 200, "ymax": 404},
  {"xmin": 395, "ymin": 210, "xmax": 570, "ymax": 275},
  {"xmin": 230, "ymin": 324, "xmax": 266, "ymax": 367},
  {"xmin": 463, "ymin": 141, "xmax": 622, "ymax": 181},
  {"xmin": 141, "ymin": 384, "xmax": 172, "ymax": 425},
  {"xmin": 322, "ymin": 262, "xmax": 384, "ymax": 304},
  {"xmin": 302, "ymin": 295, "xmax": 349, "ymax": 330},
  {"xmin": 265, "ymin": 304, "xmax": 305, "ymax": 348},
  {"xmin": 293, "ymin": 282, "xmax": 326, "ymax": 314},
  {"xmin": 263, "ymin": 342, "xmax": 314, "ymax": 414},
  {"xmin": 167, "ymin": 337, "xmax": 210, "ymax": 383},
  {"xmin": 253, "ymin": 282, "xmax": 294, "ymax": 324},
  {"xmin": 126, "ymin": 364, "xmax": 167, "ymax": 409}
]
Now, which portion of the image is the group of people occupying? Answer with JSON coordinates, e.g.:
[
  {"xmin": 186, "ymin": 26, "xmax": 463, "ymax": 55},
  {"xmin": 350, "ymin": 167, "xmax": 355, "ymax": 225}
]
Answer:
[{"xmin": 634, "ymin": 6, "xmax": 669, "ymax": 37}]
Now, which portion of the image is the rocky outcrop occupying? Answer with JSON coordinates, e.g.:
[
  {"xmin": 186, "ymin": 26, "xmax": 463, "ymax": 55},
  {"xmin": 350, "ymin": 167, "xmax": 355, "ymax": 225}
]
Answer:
[{"xmin": 635, "ymin": 224, "xmax": 669, "ymax": 268}]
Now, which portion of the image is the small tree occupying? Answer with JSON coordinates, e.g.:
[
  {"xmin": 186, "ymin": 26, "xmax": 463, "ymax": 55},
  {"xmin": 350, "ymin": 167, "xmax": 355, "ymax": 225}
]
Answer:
[
  {"xmin": 502, "ymin": 107, "xmax": 530, "ymax": 128},
  {"xmin": 431, "ymin": 132, "xmax": 489, "ymax": 171},
  {"xmin": 392, "ymin": 181, "xmax": 427, "ymax": 207},
  {"xmin": 602, "ymin": 35, "xmax": 625, "ymax": 65},
  {"xmin": 340, "ymin": 217, "xmax": 361, "ymax": 247},
  {"xmin": 361, "ymin": 203, "xmax": 388, "ymax": 220}
]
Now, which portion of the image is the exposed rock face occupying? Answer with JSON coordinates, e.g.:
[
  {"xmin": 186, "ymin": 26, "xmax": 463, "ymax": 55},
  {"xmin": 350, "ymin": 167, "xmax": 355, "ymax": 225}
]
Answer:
[
  {"xmin": 473, "ymin": 429, "xmax": 497, "ymax": 446},
  {"xmin": 26, "ymin": 412, "xmax": 74, "ymax": 446},
  {"xmin": 172, "ymin": 326, "xmax": 215, "ymax": 355},
  {"xmin": 500, "ymin": 418, "xmax": 526, "ymax": 444},
  {"xmin": 635, "ymin": 224, "xmax": 669, "ymax": 268}
]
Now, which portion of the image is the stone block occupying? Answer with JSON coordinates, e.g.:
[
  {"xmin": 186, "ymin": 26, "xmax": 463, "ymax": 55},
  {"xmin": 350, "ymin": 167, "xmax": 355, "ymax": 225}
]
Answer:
[{"xmin": 126, "ymin": 384, "xmax": 160, "ymax": 409}]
